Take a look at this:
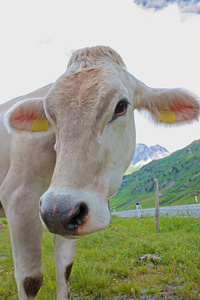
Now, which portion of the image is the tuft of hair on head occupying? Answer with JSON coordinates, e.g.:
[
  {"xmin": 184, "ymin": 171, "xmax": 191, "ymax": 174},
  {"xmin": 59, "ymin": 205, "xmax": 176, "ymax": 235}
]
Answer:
[{"xmin": 67, "ymin": 45, "xmax": 126, "ymax": 69}]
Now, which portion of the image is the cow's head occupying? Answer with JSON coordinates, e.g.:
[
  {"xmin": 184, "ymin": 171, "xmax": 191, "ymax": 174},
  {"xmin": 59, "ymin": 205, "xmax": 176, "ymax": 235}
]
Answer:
[{"xmin": 5, "ymin": 46, "xmax": 199, "ymax": 238}]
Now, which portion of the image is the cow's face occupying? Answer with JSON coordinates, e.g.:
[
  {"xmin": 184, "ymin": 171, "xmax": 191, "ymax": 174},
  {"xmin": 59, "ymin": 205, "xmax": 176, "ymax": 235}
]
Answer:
[
  {"xmin": 40, "ymin": 66, "xmax": 136, "ymax": 237},
  {"xmin": 5, "ymin": 46, "xmax": 199, "ymax": 238}
]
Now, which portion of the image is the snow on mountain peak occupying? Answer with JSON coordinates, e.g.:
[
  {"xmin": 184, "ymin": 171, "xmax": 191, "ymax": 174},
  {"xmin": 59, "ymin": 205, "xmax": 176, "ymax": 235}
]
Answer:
[{"xmin": 131, "ymin": 143, "xmax": 170, "ymax": 168}]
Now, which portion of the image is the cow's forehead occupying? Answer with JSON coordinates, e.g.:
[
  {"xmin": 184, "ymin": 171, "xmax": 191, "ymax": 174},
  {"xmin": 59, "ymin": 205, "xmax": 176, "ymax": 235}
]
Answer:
[{"xmin": 45, "ymin": 67, "xmax": 125, "ymax": 128}]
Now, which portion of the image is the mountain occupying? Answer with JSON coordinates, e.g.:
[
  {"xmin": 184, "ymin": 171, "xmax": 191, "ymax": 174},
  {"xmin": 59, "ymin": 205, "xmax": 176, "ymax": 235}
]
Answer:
[
  {"xmin": 111, "ymin": 140, "xmax": 200, "ymax": 211},
  {"xmin": 131, "ymin": 143, "xmax": 170, "ymax": 168}
]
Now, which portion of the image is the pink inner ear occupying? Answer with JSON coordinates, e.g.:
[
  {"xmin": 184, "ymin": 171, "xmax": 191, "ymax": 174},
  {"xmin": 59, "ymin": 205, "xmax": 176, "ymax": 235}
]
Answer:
[
  {"xmin": 13, "ymin": 113, "xmax": 38, "ymax": 123},
  {"xmin": 9, "ymin": 109, "xmax": 40, "ymax": 131},
  {"xmin": 169, "ymin": 101, "xmax": 199, "ymax": 122},
  {"xmin": 169, "ymin": 102, "xmax": 198, "ymax": 112}
]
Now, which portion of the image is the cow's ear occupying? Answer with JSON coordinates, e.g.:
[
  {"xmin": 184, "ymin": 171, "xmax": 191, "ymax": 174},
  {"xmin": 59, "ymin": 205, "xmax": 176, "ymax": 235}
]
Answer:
[
  {"xmin": 135, "ymin": 86, "xmax": 199, "ymax": 124},
  {"xmin": 5, "ymin": 98, "xmax": 51, "ymax": 134}
]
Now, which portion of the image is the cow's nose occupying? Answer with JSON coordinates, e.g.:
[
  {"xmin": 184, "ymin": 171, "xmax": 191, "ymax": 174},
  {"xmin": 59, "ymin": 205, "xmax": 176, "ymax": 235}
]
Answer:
[{"xmin": 39, "ymin": 200, "xmax": 89, "ymax": 236}]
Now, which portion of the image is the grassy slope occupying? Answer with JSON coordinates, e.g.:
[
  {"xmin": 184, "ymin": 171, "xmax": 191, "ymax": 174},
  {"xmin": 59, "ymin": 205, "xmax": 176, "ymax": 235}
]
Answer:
[
  {"xmin": 0, "ymin": 215, "xmax": 200, "ymax": 299},
  {"xmin": 111, "ymin": 140, "xmax": 200, "ymax": 211}
]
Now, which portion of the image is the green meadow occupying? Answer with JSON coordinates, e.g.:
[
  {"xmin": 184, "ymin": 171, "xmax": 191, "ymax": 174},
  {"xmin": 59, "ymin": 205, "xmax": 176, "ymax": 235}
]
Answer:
[
  {"xmin": 0, "ymin": 214, "xmax": 200, "ymax": 299},
  {"xmin": 111, "ymin": 140, "xmax": 200, "ymax": 211}
]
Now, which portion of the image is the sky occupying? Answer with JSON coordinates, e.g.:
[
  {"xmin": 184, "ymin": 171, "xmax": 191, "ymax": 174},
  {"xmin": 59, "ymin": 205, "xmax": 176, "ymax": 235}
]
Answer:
[{"xmin": 0, "ymin": 0, "xmax": 199, "ymax": 153}]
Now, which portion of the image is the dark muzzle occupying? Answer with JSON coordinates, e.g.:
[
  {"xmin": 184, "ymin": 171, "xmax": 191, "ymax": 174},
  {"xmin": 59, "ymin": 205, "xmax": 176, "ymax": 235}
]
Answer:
[{"xmin": 40, "ymin": 198, "xmax": 88, "ymax": 236}]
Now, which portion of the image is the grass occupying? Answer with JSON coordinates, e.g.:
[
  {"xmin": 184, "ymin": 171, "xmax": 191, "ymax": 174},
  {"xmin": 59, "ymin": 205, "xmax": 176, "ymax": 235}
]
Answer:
[{"xmin": 0, "ymin": 215, "xmax": 200, "ymax": 299}]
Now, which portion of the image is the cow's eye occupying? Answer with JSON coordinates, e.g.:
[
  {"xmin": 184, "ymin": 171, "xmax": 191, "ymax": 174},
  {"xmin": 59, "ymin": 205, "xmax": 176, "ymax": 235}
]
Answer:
[{"xmin": 114, "ymin": 100, "xmax": 129, "ymax": 116}]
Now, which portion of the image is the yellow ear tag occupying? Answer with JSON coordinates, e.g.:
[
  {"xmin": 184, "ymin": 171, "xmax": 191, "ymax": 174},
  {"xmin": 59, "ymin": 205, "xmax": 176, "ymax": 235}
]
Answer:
[
  {"xmin": 32, "ymin": 114, "xmax": 49, "ymax": 131},
  {"xmin": 159, "ymin": 107, "xmax": 176, "ymax": 123}
]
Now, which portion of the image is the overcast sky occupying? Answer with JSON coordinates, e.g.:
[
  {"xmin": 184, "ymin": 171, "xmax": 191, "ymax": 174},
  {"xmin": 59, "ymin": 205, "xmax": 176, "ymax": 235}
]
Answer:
[{"xmin": 0, "ymin": 0, "xmax": 199, "ymax": 152}]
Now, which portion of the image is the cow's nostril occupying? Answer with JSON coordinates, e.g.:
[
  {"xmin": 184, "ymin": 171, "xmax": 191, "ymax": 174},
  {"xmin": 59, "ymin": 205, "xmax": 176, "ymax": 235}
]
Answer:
[{"xmin": 66, "ymin": 203, "xmax": 88, "ymax": 231}]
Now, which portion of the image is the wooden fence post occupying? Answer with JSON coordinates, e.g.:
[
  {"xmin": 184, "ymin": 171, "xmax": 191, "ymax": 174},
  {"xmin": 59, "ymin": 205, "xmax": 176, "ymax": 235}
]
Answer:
[{"xmin": 154, "ymin": 178, "xmax": 160, "ymax": 231}]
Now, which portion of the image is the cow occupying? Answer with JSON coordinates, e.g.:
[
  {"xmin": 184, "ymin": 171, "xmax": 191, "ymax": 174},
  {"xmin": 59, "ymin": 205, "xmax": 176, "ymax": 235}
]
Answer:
[{"xmin": 0, "ymin": 46, "xmax": 199, "ymax": 299}]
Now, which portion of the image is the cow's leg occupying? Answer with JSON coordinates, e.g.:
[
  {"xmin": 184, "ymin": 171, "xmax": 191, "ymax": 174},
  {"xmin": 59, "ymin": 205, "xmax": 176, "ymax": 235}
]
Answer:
[
  {"xmin": 6, "ymin": 206, "xmax": 43, "ymax": 299},
  {"xmin": 53, "ymin": 235, "xmax": 77, "ymax": 300},
  {"xmin": 1, "ymin": 182, "xmax": 44, "ymax": 300},
  {"xmin": 0, "ymin": 131, "xmax": 55, "ymax": 299},
  {"xmin": 6, "ymin": 212, "xmax": 43, "ymax": 299}
]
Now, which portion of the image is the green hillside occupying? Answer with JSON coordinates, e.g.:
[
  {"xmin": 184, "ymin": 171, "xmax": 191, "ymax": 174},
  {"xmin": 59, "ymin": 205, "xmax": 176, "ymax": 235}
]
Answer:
[{"xmin": 111, "ymin": 139, "xmax": 200, "ymax": 211}]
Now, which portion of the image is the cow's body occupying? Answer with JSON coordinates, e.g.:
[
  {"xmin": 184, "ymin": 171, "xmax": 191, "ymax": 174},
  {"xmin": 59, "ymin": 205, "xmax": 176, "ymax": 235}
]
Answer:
[{"xmin": 0, "ymin": 46, "xmax": 199, "ymax": 299}]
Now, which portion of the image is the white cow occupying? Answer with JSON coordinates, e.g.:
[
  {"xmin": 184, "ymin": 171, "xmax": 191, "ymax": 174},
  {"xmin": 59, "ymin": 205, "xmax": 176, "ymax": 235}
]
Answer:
[{"xmin": 0, "ymin": 46, "xmax": 199, "ymax": 299}]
